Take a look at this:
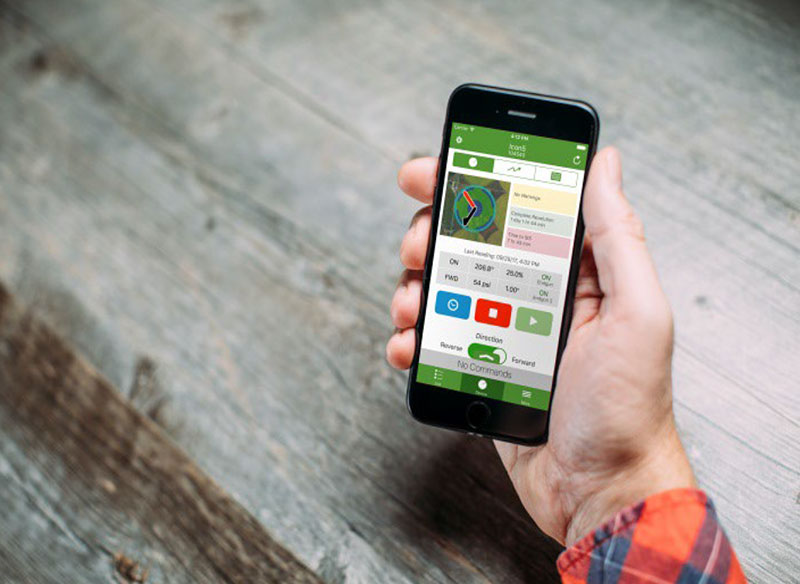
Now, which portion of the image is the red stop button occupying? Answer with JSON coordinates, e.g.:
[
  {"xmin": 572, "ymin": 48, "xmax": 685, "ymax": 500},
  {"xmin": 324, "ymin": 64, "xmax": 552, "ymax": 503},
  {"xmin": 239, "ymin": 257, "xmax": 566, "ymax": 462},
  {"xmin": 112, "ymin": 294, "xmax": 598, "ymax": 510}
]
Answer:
[{"xmin": 474, "ymin": 299, "xmax": 512, "ymax": 328}]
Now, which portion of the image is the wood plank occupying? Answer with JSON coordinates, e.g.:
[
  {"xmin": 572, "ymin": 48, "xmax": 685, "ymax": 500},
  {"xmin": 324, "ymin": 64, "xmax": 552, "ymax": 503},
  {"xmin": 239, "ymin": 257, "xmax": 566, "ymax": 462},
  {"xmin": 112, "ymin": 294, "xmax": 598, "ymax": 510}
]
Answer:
[
  {"xmin": 0, "ymin": 1, "xmax": 798, "ymax": 583},
  {"xmin": 122, "ymin": 7, "xmax": 800, "ymax": 581},
  {"xmin": 0, "ymin": 11, "xmax": 564, "ymax": 583},
  {"xmin": 0, "ymin": 282, "xmax": 324, "ymax": 583}
]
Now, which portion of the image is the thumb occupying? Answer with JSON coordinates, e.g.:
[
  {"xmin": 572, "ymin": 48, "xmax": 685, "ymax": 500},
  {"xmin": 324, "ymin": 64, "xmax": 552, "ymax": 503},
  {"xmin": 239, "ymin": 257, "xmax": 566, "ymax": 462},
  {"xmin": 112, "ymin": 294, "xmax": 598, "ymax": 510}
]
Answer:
[{"xmin": 581, "ymin": 147, "xmax": 664, "ymax": 315}]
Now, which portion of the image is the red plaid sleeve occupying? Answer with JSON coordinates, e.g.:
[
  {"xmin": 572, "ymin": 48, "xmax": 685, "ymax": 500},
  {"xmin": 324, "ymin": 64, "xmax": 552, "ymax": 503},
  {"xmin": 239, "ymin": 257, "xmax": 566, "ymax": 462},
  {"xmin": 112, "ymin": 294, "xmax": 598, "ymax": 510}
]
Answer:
[{"xmin": 558, "ymin": 489, "xmax": 747, "ymax": 584}]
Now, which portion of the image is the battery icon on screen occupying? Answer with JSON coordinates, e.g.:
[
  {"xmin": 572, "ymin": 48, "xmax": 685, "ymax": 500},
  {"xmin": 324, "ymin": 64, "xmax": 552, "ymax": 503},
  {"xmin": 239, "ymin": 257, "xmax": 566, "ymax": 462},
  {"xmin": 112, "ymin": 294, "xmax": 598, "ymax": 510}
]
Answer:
[{"xmin": 576, "ymin": 145, "xmax": 587, "ymax": 151}]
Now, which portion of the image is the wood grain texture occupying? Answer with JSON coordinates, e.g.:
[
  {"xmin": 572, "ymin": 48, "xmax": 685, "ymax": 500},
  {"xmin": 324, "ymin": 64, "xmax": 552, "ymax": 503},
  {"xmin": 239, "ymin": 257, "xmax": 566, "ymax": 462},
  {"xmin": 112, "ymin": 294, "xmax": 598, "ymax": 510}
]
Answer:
[
  {"xmin": 0, "ymin": 283, "xmax": 324, "ymax": 584},
  {"xmin": 0, "ymin": 0, "xmax": 798, "ymax": 582}
]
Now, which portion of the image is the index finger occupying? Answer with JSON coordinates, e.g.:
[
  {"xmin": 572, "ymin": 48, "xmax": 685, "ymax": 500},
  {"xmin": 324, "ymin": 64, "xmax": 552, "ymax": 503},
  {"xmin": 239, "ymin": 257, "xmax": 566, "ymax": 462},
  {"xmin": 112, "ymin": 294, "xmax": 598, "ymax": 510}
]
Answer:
[{"xmin": 397, "ymin": 157, "xmax": 438, "ymax": 203}]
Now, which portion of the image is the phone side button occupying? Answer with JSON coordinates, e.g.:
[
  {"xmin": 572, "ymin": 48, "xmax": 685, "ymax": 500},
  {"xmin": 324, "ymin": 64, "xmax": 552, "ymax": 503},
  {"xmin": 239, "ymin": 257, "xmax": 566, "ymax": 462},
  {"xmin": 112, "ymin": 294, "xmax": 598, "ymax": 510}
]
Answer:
[{"xmin": 466, "ymin": 401, "xmax": 491, "ymax": 430}]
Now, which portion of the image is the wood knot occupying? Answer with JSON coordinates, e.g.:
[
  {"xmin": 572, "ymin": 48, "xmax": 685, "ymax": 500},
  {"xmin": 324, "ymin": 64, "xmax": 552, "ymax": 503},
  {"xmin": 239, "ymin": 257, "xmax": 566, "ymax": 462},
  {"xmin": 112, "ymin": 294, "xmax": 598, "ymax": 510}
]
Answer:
[
  {"xmin": 26, "ymin": 46, "xmax": 82, "ymax": 79},
  {"xmin": 129, "ymin": 356, "xmax": 169, "ymax": 427},
  {"xmin": 0, "ymin": 281, "xmax": 10, "ymax": 322},
  {"xmin": 112, "ymin": 552, "xmax": 149, "ymax": 583},
  {"xmin": 217, "ymin": 7, "xmax": 264, "ymax": 39}
]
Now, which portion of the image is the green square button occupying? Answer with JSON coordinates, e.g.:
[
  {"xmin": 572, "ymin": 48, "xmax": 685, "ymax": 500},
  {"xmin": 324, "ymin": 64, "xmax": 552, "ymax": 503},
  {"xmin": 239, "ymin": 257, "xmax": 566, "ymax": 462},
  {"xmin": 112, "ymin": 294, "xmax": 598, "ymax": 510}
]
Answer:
[
  {"xmin": 453, "ymin": 152, "xmax": 494, "ymax": 172},
  {"xmin": 417, "ymin": 364, "xmax": 462, "ymax": 391},
  {"xmin": 550, "ymin": 171, "xmax": 562, "ymax": 181},
  {"xmin": 460, "ymin": 373, "xmax": 504, "ymax": 400},
  {"xmin": 515, "ymin": 307, "xmax": 553, "ymax": 336},
  {"xmin": 503, "ymin": 383, "xmax": 551, "ymax": 411}
]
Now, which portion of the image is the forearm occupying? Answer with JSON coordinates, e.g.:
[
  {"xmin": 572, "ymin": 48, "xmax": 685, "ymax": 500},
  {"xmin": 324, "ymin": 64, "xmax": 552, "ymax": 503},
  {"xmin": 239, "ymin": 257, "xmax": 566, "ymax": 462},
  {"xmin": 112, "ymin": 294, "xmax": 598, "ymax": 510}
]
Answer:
[{"xmin": 564, "ymin": 425, "xmax": 696, "ymax": 546}]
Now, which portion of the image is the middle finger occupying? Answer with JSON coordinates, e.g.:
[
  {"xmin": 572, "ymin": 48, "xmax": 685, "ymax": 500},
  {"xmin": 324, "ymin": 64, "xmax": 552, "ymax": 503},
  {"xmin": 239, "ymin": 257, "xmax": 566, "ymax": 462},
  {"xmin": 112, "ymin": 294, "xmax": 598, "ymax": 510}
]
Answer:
[
  {"xmin": 400, "ymin": 206, "xmax": 432, "ymax": 270},
  {"xmin": 391, "ymin": 269, "xmax": 423, "ymax": 329}
]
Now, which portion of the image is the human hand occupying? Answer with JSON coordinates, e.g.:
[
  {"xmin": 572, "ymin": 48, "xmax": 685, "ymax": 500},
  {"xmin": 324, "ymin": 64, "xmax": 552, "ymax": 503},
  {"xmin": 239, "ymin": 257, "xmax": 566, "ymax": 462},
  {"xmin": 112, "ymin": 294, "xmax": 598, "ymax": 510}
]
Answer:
[{"xmin": 387, "ymin": 147, "xmax": 695, "ymax": 546}]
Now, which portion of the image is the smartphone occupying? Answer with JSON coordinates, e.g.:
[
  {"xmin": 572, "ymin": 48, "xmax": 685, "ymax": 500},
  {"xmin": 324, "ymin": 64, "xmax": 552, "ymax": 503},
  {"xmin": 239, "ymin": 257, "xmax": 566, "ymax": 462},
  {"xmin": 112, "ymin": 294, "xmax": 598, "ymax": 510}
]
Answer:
[{"xmin": 406, "ymin": 84, "xmax": 599, "ymax": 445}]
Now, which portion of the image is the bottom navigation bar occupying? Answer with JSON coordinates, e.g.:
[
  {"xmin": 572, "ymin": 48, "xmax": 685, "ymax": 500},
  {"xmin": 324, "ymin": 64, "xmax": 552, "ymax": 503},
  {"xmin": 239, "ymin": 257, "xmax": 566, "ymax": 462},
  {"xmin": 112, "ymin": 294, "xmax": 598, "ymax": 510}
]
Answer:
[{"xmin": 416, "ymin": 363, "xmax": 551, "ymax": 411}]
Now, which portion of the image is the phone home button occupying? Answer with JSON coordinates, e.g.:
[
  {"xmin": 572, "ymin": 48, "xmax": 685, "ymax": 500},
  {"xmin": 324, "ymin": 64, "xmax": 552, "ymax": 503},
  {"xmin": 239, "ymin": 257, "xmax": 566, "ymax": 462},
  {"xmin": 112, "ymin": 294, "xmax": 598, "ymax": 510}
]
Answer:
[{"xmin": 466, "ymin": 401, "xmax": 491, "ymax": 430}]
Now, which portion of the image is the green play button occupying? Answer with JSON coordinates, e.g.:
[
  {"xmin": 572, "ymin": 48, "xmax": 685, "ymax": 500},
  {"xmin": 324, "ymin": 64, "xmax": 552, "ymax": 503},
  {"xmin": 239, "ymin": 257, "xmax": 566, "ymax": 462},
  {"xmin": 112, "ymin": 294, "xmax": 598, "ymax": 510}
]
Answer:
[{"xmin": 515, "ymin": 307, "xmax": 553, "ymax": 336}]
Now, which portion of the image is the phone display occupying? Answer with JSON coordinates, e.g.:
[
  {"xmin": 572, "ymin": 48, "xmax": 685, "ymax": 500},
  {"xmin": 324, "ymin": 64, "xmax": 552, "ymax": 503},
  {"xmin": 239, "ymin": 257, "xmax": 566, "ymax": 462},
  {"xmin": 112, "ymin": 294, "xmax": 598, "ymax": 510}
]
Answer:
[
  {"xmin": 416, "ymin": 123, "xmax": 588, "ymax": 410},
  {"xmin": 407, "ymin": 85, "xmax": 598, "ymax": 443}
]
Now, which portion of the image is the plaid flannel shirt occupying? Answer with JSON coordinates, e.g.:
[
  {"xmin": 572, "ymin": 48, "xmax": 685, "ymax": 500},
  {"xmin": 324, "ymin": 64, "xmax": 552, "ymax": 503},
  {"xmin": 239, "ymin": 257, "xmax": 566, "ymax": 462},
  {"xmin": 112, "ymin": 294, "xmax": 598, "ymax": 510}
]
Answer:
[{"xmin": 558, "ymin": 489, "xmax": 747, "ymax": 584}]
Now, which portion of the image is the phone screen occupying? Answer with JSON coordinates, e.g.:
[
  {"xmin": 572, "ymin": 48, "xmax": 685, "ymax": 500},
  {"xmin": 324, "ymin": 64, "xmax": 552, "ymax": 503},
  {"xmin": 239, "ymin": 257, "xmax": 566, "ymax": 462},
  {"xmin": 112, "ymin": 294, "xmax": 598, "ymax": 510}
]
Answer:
[{"xmin": 416, "ymin": 122, "xmax": 588, "ymax": 411}]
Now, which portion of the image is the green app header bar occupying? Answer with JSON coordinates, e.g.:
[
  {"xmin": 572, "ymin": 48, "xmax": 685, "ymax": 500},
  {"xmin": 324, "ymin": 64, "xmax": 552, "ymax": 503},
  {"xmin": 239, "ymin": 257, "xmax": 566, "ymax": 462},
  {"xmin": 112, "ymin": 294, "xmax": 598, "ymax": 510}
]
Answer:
[{"xmin": 450, "ymin": 123, "xmax": 588, "ymax": 170}]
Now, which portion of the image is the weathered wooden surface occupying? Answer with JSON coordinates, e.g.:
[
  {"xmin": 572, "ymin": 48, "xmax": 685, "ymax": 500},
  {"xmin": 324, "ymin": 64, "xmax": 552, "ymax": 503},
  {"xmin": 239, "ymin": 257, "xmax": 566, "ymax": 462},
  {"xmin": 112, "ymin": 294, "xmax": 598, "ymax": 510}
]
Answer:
[
  {"xmin": 0, "ymin": 283, "xmax": 324, "ymax": 583},
  {"xmin": 0, "ymin": 0, "xmax": 798, "ymax": 582}
]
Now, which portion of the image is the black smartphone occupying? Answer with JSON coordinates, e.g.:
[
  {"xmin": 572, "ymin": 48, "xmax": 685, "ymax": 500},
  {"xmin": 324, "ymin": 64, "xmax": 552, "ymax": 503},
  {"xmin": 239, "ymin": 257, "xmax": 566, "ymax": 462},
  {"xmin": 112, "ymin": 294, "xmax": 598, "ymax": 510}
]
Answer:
[{"xmin": 406, "ymin": 84, "xmax": 599, "ymax": 445}]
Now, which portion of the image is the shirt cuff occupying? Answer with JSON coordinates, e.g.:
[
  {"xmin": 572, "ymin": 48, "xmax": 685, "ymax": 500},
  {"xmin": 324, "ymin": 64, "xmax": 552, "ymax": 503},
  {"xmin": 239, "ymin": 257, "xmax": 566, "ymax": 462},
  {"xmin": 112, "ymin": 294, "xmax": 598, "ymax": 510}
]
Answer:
[{"xmin": 557, "ymin": 488, "xmax": 746, "ymax": 584}]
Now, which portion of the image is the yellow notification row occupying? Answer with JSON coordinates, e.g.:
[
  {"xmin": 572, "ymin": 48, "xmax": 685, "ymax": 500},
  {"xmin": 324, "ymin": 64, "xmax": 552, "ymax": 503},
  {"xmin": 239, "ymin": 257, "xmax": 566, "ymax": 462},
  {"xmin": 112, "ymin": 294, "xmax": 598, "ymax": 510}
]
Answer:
[{"xmin": 510, "ymin": 185, "xmax": 578, "ymax": 216}]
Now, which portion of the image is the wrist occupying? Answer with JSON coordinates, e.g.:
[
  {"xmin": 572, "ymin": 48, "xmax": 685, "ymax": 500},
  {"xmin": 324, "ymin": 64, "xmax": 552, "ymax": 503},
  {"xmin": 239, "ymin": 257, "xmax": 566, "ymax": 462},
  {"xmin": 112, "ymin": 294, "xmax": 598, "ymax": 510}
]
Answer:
[{"xmin": 564, "ymin": 426, "xmax": 696, "ymax": 547}]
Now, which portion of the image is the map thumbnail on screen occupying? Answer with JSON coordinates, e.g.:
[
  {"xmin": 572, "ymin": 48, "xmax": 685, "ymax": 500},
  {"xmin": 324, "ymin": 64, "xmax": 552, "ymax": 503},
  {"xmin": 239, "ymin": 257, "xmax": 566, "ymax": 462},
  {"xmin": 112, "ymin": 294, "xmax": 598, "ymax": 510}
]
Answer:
[{"xmin": 440, "ymin": 172, "xmax": 510, "ymax": 246}]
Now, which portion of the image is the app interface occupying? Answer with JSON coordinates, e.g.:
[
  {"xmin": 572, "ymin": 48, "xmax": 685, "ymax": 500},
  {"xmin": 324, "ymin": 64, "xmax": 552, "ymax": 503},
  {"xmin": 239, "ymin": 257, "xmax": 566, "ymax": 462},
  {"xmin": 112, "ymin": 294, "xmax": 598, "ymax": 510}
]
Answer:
[{"xmin": 416, "ymin": 123, "xmax": 588, "ymax": 410}]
